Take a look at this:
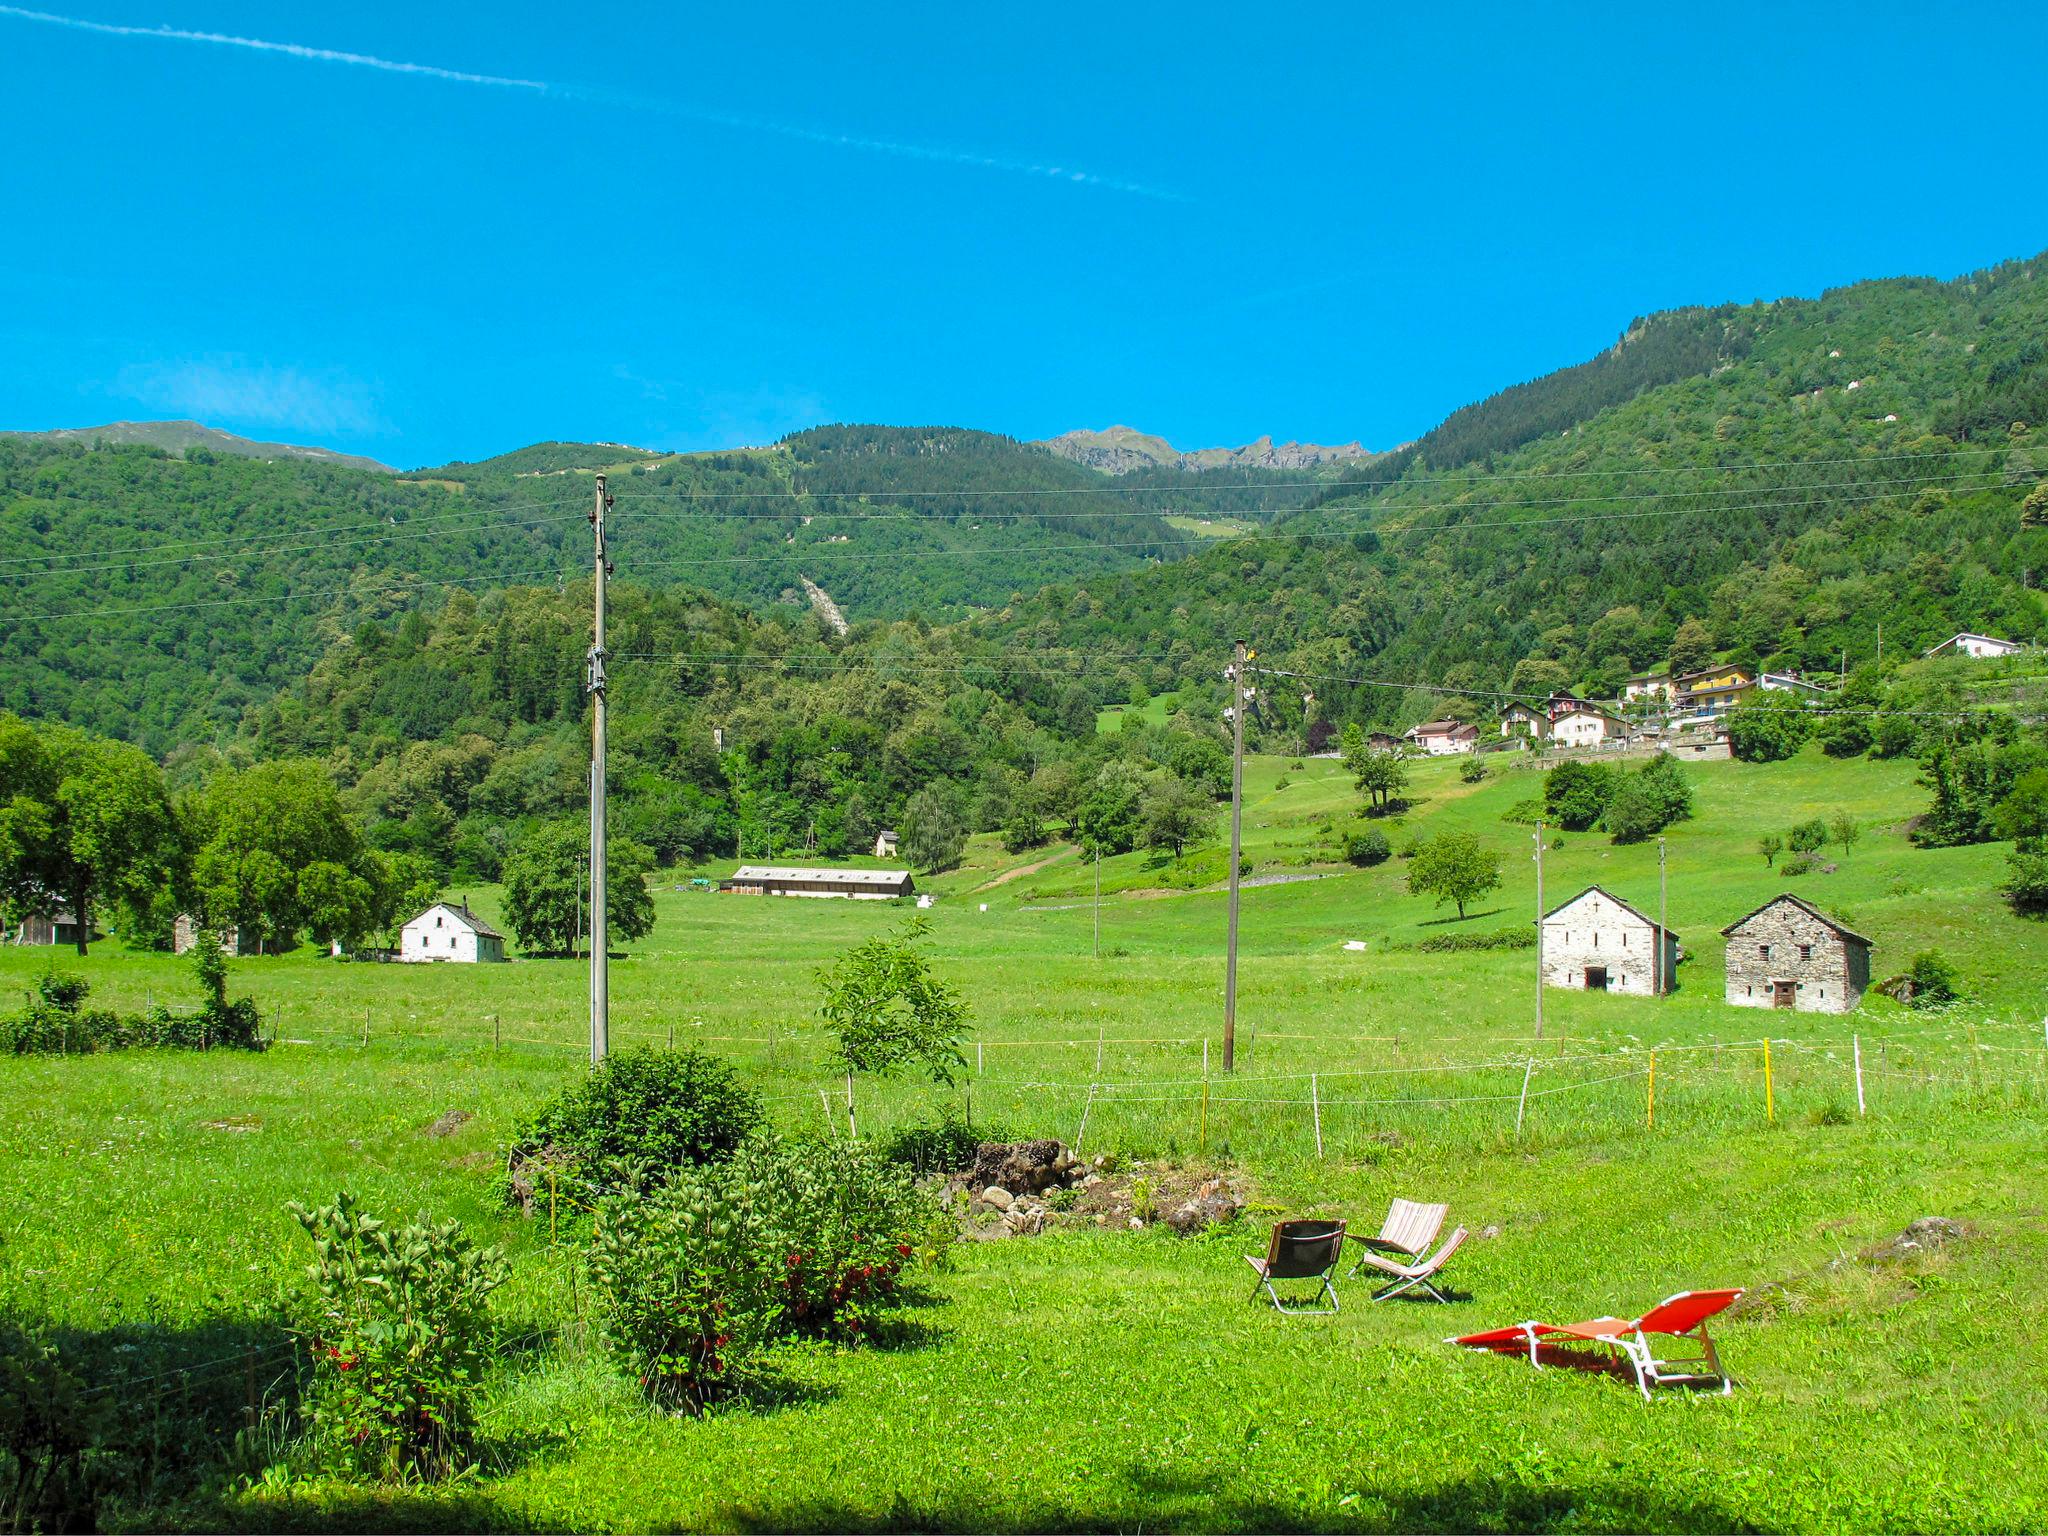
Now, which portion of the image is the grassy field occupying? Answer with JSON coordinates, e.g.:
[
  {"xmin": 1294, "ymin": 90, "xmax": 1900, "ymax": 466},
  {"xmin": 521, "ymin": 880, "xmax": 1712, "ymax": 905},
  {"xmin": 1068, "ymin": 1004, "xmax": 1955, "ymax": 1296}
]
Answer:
[{"xmin": 5, "ymin": 747, "xmax": 2047, "ymax": 1530}]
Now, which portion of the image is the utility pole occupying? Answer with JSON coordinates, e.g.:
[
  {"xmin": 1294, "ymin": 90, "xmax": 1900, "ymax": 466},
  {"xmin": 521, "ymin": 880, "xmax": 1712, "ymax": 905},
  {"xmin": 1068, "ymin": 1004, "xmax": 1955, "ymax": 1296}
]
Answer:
[
  {"xmin": 589, "ymin": 474, "xmax": 612, "ymax": 1066},
  {"xmin": 1223, "ymin": 640, "xmax": 1248, "ymax": 1072},
  {"xmin": 1657, "ymin": 836, "xmax": 1668, "ymax": 999},
  {"xmin": 1533, "ymin": 819, "xmax": 1546, "ymax": 1040},
  {"xmin": 1093, "ymin": 846, "xmax": 1101, "ymax": 959},
  {"xmin": 1875, "ymin": 622, "xmax": 1882, "ymax": 670}
]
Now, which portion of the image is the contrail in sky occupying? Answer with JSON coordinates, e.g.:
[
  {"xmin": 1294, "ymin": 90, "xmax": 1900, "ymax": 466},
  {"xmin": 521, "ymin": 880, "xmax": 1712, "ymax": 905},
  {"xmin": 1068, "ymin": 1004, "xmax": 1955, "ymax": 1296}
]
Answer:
[{"xmin": 0, "ymin": 4, "xmax": 1186, "ymax": 201}]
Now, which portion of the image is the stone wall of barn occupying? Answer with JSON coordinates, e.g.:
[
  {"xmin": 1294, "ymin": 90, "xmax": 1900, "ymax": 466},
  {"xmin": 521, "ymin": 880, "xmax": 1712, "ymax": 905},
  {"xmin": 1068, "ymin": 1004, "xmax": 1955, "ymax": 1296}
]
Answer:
[
  {"xmin": 1722, "ymin": 902, "xmax": 1867, "ymax": 1013},
  {"xmin": 1539, "ymin": 898, "xmax": 1676, "ymax": 995}
]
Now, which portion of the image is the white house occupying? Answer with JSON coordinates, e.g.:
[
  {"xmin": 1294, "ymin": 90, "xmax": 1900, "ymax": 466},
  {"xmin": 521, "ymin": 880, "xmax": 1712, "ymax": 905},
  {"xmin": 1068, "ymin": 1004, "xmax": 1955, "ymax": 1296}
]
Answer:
[
  {"xmin": 1548, "ymin": 701, "xmax": 1626, "ymax": 750},
  {"xmin": 872, "ymin": 829, "xmax": 900, "ymax": 858},
  {"xmin": 1621, "ymin": 674, "xmax": 1673, "ymax": 704},
  {"xmin": 400, "ymin": 901, "xmax": 507, "ymax": 963},
  {"xmin": 1924, "ymin": 632, "xmax": 2025, "ymax": 660},
  {"xmin": 1540, "ymin": 886, "xmax": 1679, "ymax": 995},
  {"xmin": 1758, "ymin": 672, "xmax": 1829, "ymax": 698},
  {"xmin": 1403, "ymin": 720, "xmax": 1479, "ymax": 755}
]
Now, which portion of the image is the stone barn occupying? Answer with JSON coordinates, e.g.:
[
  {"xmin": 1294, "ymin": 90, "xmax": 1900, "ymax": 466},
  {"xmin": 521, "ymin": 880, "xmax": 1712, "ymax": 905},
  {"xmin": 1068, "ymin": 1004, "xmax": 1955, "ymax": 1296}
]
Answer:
[
  {"xmin": 1539, "ymin": 886, "xmax": 1679, "ymax": 995},
  {"xmin": 1719, "ymin": 894, "xmax": 1871, "ymax": 1013}
]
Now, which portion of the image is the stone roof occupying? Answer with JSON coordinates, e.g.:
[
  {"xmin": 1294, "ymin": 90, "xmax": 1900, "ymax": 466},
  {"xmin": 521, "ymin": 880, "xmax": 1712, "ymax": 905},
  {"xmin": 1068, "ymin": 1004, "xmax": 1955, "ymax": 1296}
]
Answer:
[
  {"xmin": 1719, "ymin": 892, "xmax": 1871, "ymax": 947},
  {"xmin": 1539, "ymin": 884, "xmax": 1677, "ymax": 938}
]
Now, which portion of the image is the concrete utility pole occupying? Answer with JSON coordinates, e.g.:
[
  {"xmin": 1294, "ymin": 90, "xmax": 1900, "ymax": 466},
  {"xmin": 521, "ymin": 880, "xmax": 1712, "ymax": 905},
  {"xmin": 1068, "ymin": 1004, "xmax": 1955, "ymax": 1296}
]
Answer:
[
  {"xmin": 1223, "ymin": 640, "xmax": 1248, "ymax": 1072},
  {"xmin": 1657, "ymin": 836, "xmax": 1668, "ymax": 998},
  {"xmin": 1533, "ymin": 819, "xmax": 1546, "ymax": 1040},
  {"xmin": 589, "ymin": 474, "xmax": 613, "ymax": 1066},
  {"xmin": 1093, "ymin": 847, "xmax": 1101, "ymax": 959}
]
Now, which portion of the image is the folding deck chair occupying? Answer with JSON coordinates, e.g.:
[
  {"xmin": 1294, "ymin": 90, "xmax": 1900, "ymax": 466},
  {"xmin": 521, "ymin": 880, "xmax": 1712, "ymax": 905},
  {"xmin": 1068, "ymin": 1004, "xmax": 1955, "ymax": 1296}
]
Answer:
[
  {"xmin": 1449, "ymin": 1287, "xmax": 1745, "ymax": 1400},
  {"xmin": 1349, "ymin": 1225, "xmax": 1469, "ymax": 1302},
  {"xmin": 1245, "ymin": 1220, "xmax": 1347, "ymax": 1314},
  {"xmin": 1352, "ymin": 1198, "xmax": 1449, "ymax": 1264}
]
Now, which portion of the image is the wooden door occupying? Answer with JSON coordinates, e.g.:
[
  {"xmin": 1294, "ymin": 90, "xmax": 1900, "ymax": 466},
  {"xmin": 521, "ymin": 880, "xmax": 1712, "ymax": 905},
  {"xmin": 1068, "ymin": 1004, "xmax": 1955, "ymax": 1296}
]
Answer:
[{"xmin": 1773, "ymin": 980, "xmax": 1795, "ymax": 1008}]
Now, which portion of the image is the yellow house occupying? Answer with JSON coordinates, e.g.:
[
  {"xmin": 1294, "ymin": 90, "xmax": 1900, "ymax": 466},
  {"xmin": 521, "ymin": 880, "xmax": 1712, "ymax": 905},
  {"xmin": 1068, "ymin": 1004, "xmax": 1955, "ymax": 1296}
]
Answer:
[{"xmin": 1673, "ymin": 664, "xmax": 1755, "ymax": 715}]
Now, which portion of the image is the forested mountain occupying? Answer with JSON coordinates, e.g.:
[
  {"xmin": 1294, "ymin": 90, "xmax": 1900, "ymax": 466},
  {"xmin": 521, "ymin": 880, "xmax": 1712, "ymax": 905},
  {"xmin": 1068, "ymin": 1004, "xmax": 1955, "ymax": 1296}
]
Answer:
[
  {"xmin": 980, "ymin": 254, "xmax": 2048, "ymax": 729},
  {"xmin": 0, "ymin": 425, "xmax": 1219, "ymax": 751},
  {"xmin": 0, "ymin": 419, "xmax": 394, "ymax": 473}
]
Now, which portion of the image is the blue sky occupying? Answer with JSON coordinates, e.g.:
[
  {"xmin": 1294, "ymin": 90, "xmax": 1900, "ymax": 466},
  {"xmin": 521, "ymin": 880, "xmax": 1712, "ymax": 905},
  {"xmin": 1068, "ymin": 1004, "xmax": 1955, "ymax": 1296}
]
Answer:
[{"xmin": 2, "ymin": 2, "xmax": 2044, "ymax": 470}]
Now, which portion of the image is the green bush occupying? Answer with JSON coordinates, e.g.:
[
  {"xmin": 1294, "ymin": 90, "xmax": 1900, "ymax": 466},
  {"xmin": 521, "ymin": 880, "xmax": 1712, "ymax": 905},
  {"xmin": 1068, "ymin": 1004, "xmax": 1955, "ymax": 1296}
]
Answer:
[
  {"xmin": 586, "ymin": 1136, "xmax": 948, "ymax": 1412},
  {"xmin": 1604, "ymin": 753, "xmax": 1694, "ymax": 844},
  {"xmin": 1342, "ymin": 827, "xmax": 1391, "ymax": 866},
  {"xmin": 1406, "ymin": 927, "xmax": 1536, "ymax": 952},
  {"xmin": 1788, "ymin": 816, "xmax": 1829, "ymax": 853},
  {"xmin": 880, "ymin": 1109, "xmax": 1014, "ymax": 1175},
  {"xmin": 588, "ymin": 1170, "xmax": 781, "ymax": 1414},
  {"xmin": 1543, "ymin": 760, "xmax": 1615, "ymax": 830},
  {"xmin": 1906, "ymin": 951, "xmax": 1961, "ymax": 1008},
  {"xmin": 1727, "ymin": 691, "xmax": 1812, "ymax": 762},
  {"xmin": 0, "ymin": 1309, "xmax": 107, "ymax": 1531},
  {"xmin": 508, "ymin": 1048, "xmax": 764, "ymax": 1197},
  {"xmin": 288, "ymin": 1193, "xmax": 508, "ymax": 1481},
  {"xmin": 0, "ymin": 968, "xmax": 261, "ymax": 1055}
]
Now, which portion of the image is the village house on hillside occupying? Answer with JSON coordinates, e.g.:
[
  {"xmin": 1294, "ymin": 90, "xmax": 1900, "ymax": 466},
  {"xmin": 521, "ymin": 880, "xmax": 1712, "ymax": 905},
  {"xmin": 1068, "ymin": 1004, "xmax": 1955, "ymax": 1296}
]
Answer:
[
  {"xmin": 1924, "ymin": 631, "xmax": 2024, "ymax": 659},
  {"xmin": 172, "ymin": 914, "xmax": 262, "ymax": 956},
  {"xmin": 720, "ymin": 865, "xmax": 915, "ymax": 899},
  {"xmin": 7, "ymin": 908, "xmax": 101, "ymax": 947},
  {"xmin": 1403, "ymin": 719, "xmax": 1479, "ymax": 755},
  {"xmin": 1498, "ymin": 694, "xmax": 1626, "ymax": 748},
  {"xmin": 1540, "ymin": 886, "xmax": 1679, "ymax": 995},
  {"xmin": 400, "ymin": 901, "xmax": 507, "ymax": 963},
  {"xmin": 1672, "ymin": 664, "xmax": 1757, "ymax": 717},
  {"xmin": 1498, "ymin": 700, "xmax": 1551, "ymax": 740},
  {"xmin": 872, "ymin": 829, "xmax": 900, "ymax": 858},
  {"xmin": 1720, "ymin": 894, "xmax": 1871, "ymax": 1013},
  {"xmin": 1622, "ymin": 673, "xmax": 1674, "ymax": 704}
]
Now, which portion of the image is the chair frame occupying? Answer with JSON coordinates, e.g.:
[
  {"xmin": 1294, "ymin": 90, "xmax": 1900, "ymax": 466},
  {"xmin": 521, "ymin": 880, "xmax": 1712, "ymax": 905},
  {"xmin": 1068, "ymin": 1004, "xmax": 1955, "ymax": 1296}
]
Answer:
[
  {"xmin": 1349, "ymin": 1226, "xmax": 1468, "ymax": 1302},
  {"xmin": 1244, "ymin": 1220, "xmax": 1347, "ymax": 1315},
  {"xmin": 1350, "ymin": 1198, "xmax": 1448, "ymax": 1266},
  {"xmin": 1451, "ymin": 1289, "xmax": 1741, "ymax": 1401}
]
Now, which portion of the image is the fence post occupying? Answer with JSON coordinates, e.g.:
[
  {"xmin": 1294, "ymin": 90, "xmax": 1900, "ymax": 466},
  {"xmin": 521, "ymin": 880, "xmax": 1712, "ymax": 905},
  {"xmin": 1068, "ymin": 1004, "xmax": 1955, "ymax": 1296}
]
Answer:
[
  {"xmin": 493, "ymin": 1013, "xmax": 501, "ymax": 1051},
  {"xmin": 362, "ymin": 1007, "xmax": 370, "ymax": 1048},
  {"xmin": 1763, "ymin": 1038, "xmax": 1774, "ymax": 1123},
  {"xmin": 819, "ymin": 1087, "xmax": 834, "ymax": 1134},
  {"xmin": 1515, "ymin": 1057, "xmax": 1534, "ymax": 1138},
  {"xmin": 1201, "ymin": 1038, "xmax": 1211, "ymax": 1153},
  {"xmin": 1646, "ymin": 1051, "xmax": 1656, "ymax": 1129},
  {"xmin": 1095, "ymin": 1021, "xmax": 1105, "ymax": 1078},
  {"xmin": 548, "ymin": 1164, "xmax": 558, "ymax": 1248},
  {"xmin": 845, "ymin": 1071, "xmax": 859, "ymax": 1141},
  {"xmin": 1075, "ymin": 1084, "xmax": 1095, "ymax": 1153},
  {"xmin": 977, "ymin": 1040, "xmax": 984, "ymax": 1076},
  {"xmin": 1853, "ymin": 1033, "xmax": 1865, "ymax": 1115},
  {"xmin": 1311, "ymin": 1072, "xmax": 1323, "ymax": 1159},
  {"xmin": 668, "ymin": 1019, "xmax": 675, "ymax": 1051}
]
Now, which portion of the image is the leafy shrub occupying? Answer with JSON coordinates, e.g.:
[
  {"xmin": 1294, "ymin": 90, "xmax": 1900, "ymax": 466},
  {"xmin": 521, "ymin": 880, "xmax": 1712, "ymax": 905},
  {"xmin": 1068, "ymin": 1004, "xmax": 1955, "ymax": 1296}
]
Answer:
[
  {"xmin": 587, "ymin": 1136, "xmax": 948, "ymax": 1412},
  {"xmin": 587, "ymin": 1170, "xmax": 780, "ymax": 1414},
  {"xmin": 1342, "ymin": 827, "xmax": 1391, "ymax": 866},
  {"xmin": 1905, "ymin": 951, "xmax": 1960, "ymax": 1008},
  {"xmin": 1406, "ymin": 927, "xmax": 1536, "ymax": 952},
  {"xmin": 1787, "ymin": 816, "xmax": 1829, "ymax": 853},
  {"xmin": 0, "ymin": 1310, "xmax": 106, "ymax": 1531},
  {"xmin": 1781, "ymin": 851, "xmax": 1820, "ymax": 876},
  {"xmin": 1500, "ymin": 796, "xmax": 1545, "ymax": 826},
  {"xmin": 288, "ymin": 1193, "xmax": 508, "ymax": 1481},
  {"xmin": 1458, "ymin": 755, "xmax": 1488, "ymax": 784},
  {"xmin": 1543, "ymin": 760, "xmax": 1615, "ymax": 830},
  {"xmin": 2002, "ymin": 841, "xmax": 2048, "ymax": 914},
  {"xmin": 1727, "ymin": 691, "xmax": 1812, "ymax": 762},
  {"xmin": 880, "ymin": 1109, "xmax": 1015, "ymax": 1175},
  {"xmin": 508, "ymin": 1048, "xmax": 764, "ymax": 1198},
  {"xmin": 0, "ymin": 967, "xmax": 260, "ymax": 1055}
]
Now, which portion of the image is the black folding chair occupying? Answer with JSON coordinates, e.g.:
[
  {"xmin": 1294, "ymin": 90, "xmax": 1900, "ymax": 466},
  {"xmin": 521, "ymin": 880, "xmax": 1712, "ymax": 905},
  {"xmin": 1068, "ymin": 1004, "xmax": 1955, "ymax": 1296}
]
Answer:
[{"xmin": 1244, "ymin": 1219, "xmax": 1348, "ymax": 1314}]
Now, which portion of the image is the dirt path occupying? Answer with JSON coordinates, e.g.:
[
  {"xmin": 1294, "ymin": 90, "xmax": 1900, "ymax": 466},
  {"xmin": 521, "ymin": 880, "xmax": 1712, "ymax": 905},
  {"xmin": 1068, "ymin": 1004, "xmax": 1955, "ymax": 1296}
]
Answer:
[{"xmin": 973, "ymin": 847, "xmax": 1071, "ymax": 892}]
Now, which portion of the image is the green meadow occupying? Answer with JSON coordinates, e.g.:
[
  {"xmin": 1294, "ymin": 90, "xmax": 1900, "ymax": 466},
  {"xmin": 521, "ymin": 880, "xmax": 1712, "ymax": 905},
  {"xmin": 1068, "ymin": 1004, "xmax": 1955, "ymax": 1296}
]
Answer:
[{"xmin": 6, "ymin": 748, "xmax": 2047, "ymax": 1530}]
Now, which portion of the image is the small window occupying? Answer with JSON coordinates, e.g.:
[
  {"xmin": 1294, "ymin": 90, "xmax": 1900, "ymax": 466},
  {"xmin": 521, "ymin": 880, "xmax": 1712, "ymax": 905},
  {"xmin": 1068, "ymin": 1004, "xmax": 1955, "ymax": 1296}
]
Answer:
[
  {"xmin": 435, "ymin": 914, "xmax": 444, "ymax": 928},
  {"xmin": 1799, "ymin": 944, "xmax": 1812, "ymax": 961},
  {"xmin": 1759, "ymin": 944, "xmax": 1771, "ymax": 959}
]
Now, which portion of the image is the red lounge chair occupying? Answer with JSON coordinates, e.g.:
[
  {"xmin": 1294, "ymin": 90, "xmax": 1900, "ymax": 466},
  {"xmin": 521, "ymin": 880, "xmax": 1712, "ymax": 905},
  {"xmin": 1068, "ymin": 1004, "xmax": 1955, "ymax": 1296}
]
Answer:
[
  {"xmin": 1245, "ymin": 1220, "xmax": 1347, "ymax": 1314},
  {"xmin": 1449, "ymin": 1288, "xmax": 1744, "ymax": 1400}
]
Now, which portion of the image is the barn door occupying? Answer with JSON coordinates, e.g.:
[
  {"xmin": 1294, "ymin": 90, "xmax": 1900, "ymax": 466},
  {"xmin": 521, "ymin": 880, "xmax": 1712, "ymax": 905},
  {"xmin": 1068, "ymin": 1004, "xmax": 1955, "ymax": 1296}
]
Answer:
[
  {"xmin": 1586, "ymin": 966, "xmax": 1609, "ymax": 991},
  {"xmin": 1773, "ymin": 980, "xmax": 1795, "ymax": 1008}
]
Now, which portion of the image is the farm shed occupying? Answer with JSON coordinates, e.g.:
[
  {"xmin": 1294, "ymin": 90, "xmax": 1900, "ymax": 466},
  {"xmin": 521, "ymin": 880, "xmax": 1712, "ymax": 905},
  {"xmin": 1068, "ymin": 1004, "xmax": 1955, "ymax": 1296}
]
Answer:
[
  {"xmin": 8, "ymin": 908, "xmax": 100, "ymax": 947},
  {"xmin": 399, "ymin": 901, "xmax": 507, "ymax": 963},
  {"xmin": 720, "ymin": 865, "xmax": 915, "ymax": 900},
  {"xmin": 872, "ymin": 829, "xmax": 900, "ymax": 858},
  {"xmin": 1719, "ymin": 894, "xmax": 1871, "ymax": 1013},
  {"xmin": 1540, "ymin": 886, "xmax": 1679, "ymax": 995}
]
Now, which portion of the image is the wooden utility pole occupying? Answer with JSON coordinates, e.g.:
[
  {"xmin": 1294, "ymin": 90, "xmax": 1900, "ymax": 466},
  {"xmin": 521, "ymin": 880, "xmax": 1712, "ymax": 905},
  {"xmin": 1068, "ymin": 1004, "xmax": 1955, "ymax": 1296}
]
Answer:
[
  {"xmin": 1657, "ymin": 836, "xmax": 1668, "ymax": 998},
  {"xmin": 1533, "ymin": 819, "xmax": 1546, "ymax": 1040},
  {"xmin": 1092, "ymin": 847, "xmax": 1101, "ymax": 959},
  {"xmin": 589, "ymin": 474, "xmax": 612, "ymax": 1066},
  {"xmin": 1223, "ymin": 640, "xmax": 1248, "ymax": 1072}
]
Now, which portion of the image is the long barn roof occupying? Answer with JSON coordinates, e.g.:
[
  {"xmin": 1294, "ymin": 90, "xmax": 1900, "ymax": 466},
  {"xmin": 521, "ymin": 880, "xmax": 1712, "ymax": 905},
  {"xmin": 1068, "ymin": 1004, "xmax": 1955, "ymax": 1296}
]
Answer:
[{"xmin": 729, "ymin": 866, "xmax": 911, "ymax": 885}]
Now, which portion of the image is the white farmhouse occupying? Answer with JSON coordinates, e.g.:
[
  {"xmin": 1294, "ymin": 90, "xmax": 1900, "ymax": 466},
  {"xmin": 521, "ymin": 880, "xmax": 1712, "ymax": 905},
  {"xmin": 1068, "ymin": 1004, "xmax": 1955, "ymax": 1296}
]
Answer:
[
  {"xmin": 1548, "ymin": 700, "xmax": 1625, "ymax": 750},
  {"xmin": 400, "ymin": 901, "xmax": 507, "ymax": 963},
  {"xmin": 1540, "ymin": 886, "xmax": 1679, "ymax": 995},
  {"xmin": 1923, "ymin": 632, "xmax": 2025, "ymax": 660}
]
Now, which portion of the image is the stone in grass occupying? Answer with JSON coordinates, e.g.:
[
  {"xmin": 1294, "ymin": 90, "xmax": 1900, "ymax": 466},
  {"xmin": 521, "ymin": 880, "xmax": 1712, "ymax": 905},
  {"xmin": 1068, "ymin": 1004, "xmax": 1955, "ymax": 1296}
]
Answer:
[
  {"xmin": 1858, "ymin": 1216, "xmax": 1970, "ymax": 1265},
  {"xmin": 971, "ymin": 1139, "xmax": 1069, "ymax": 1195},
  {"xmin": 1163, "ymin": 1177, "xmax": 1246, "ymax": 1236},
  {"xmin": 980, "ymin": 1185, "xmax": 1015, "ymax": 1212},
  {"xmin": 426, "ymin": 1109, "xmax": 474, "ymax": 1138}
]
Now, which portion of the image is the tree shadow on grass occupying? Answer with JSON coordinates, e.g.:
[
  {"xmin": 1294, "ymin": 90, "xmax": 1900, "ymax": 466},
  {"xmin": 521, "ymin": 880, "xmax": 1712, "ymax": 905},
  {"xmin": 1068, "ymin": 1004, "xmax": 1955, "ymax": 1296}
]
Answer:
[
  {"xmin": 1417, "ymin": 908, "xmax": 1507, "ymax": 926},
  {"xmin": 713, "ymin": 1470, "xmax": 1764, "ymax": 1533}
]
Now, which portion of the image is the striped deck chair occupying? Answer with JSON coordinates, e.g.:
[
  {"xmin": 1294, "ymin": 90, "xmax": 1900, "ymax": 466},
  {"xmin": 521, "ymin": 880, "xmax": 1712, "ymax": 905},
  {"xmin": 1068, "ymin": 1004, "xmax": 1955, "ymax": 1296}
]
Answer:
[
  {"xmin": 1449, "ymin": 1288, "xmax": 1744, "ymax": 1400},
  {"xmin": 1350, "ymin": 1226, "xmax": 1469, "ymax": 1302},
  {"xmin": 1348, "ymin": 1198, "xmax": 1449, "ymax": 1272},
  {"xmin": 1244, "ymin": 1220, "xmax": 1347, "ymax": 1315}
]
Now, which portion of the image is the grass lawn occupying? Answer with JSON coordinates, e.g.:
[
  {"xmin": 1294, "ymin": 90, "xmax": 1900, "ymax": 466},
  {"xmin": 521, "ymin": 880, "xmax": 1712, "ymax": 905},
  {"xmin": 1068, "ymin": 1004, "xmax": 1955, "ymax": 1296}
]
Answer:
[{"xmin": 5, "ymin": 747, "xmax": 2047, "ymax": 1531}]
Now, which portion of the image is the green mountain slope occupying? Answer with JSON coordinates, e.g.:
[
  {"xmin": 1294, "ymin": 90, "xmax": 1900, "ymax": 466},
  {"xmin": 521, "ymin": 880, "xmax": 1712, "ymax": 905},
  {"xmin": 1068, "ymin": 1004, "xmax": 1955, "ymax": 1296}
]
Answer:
[
  {"xmin": 977, "ymin": 254, "xmax": 2048, "ymax": 724},
  {"xmin": 0, "ymin": 419, "xmax": 394, "ymax": 474},
  {"xmin": 0, "ymin": 425, "xmax": 1211, "ymax": 750}
]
